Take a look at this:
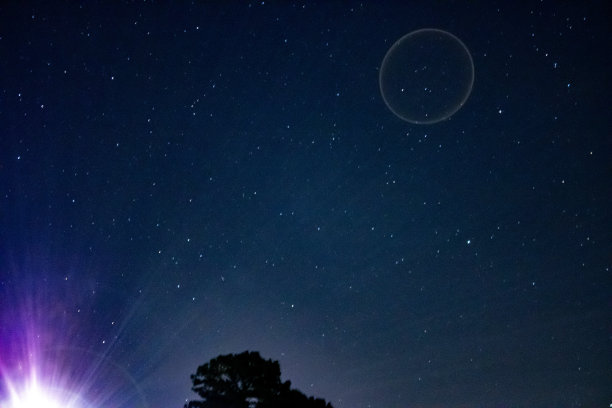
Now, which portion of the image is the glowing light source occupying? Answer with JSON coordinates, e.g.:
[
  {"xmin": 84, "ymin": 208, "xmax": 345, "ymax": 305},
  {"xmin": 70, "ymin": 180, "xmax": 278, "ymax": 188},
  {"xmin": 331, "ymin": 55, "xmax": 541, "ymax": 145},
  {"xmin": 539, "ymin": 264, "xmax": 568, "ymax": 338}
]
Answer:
[
  {"xmin": 7, "ymin": 384, "xmax": 64, "ymax": 408},
  {"xmin": 1, "ymin": 370, "xmax": 85, "ymax": 408},
  {"xmin": 1, "ymin": 273, "xmax": 150, "ymax": 408}
]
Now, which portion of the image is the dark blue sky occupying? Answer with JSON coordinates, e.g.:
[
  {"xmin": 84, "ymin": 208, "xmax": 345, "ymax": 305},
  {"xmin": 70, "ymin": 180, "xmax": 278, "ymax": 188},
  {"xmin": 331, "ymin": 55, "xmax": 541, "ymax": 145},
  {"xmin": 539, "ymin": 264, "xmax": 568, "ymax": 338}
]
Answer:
[{"xmin": 1, "ymin": 1, "xmax": 610, "ymax": 408}]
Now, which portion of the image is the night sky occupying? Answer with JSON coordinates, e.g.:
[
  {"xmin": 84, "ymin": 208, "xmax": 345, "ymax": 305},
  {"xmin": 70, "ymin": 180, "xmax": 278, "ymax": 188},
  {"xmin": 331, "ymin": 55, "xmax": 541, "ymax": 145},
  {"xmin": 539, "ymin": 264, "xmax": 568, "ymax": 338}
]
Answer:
[{"xmin": 1, "ymin": 1, "xmax": 611, "ymax": 408}]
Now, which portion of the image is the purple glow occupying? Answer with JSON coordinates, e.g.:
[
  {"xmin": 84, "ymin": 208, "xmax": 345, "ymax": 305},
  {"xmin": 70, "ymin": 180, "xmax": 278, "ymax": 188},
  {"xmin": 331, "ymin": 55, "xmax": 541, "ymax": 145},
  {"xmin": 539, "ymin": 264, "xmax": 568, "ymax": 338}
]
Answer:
[
  {"xmin": 1, "ymin": 365, "xmax": 90, "ymax": 408},
  {"xmin": 0, "ymin": 273, "xmax": 149, "ymax": 408},
  {"xmin": 0, "ymin": 315, "xmax": 90, "ymax": 408}
]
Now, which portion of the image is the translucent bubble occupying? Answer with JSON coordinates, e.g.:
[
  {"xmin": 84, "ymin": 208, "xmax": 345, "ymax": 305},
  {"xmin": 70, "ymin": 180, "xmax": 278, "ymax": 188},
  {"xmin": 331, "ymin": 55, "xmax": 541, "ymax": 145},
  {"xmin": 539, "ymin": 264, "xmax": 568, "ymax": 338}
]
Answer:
[{"xmin": 379, "ymin": 28, "xmax": 474, "ymax": 124}]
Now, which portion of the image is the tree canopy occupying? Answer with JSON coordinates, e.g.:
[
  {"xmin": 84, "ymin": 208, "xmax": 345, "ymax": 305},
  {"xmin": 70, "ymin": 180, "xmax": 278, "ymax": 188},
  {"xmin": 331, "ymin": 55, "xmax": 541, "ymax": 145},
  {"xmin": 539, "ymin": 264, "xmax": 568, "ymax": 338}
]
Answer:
[{"xmin": 184, "ymin": 351, "xmax": 333, "ymax": 408}]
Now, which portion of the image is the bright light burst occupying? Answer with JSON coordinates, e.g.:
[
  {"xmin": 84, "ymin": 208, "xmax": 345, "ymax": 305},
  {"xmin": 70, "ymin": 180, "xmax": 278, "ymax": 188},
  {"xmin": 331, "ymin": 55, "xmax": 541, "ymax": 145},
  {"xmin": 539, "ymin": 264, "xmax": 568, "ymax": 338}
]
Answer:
[
  {"xmin": 1, "ymin": 368, "xmax": 89, "ymax": 408},
  {"xmin": 0, "ymin": 342, "xmax": 148, "ymax": 408},
  {"xmin": 0, "ymin": 295, "xmax": 149, "ymax": 408},
  {"xmin": 0, "ymin": 259, "xmax": 152, "ymax": 408},
  {"xmin": 8, "ymin": 388, "xmax": 63, "ymax": 408},
  {"xmin": 5, "ymin": 383, "xmax": 72, "ymax": 408}
]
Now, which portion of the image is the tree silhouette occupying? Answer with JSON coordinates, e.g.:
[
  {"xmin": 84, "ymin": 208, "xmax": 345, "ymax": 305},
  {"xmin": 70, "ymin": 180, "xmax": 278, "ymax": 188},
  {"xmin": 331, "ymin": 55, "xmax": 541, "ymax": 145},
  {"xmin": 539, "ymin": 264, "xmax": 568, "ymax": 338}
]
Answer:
[{"xmin": 184, "ymin": 351, "xmax": 333, "ymax": 408}]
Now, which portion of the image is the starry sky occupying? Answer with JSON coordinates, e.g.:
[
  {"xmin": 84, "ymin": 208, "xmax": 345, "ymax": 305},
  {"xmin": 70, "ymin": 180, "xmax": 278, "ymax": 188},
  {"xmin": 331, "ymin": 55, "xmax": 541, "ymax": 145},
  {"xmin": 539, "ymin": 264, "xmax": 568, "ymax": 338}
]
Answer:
[{"xmin": 0, "ymin": 1, "xmax": 611, "ymax": 408}]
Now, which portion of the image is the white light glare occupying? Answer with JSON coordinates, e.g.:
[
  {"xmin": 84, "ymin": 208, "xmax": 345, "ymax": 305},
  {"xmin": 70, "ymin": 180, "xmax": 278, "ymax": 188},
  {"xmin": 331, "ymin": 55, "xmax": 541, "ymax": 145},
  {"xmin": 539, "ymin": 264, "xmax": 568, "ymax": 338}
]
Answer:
[
  {"xmin": 1, "ymin": 370, "xmax": 83, "ymax": 408},
  {"xmin": 8, "ymin": 384, "xmax": 63, "ymax": 408}
]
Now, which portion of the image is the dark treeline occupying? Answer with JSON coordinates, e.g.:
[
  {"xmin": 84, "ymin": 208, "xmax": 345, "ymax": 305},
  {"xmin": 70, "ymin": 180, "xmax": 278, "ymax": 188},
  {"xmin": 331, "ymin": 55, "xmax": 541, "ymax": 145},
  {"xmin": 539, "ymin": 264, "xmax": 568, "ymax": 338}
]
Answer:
[{"xmin": 184, "ymin": 351, "xmax": 333, "ymax": 408}]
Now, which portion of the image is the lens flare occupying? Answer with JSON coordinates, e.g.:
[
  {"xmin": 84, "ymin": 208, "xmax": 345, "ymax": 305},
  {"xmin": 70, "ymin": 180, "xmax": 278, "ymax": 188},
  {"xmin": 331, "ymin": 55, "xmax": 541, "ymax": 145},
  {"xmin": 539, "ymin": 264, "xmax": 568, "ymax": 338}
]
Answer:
[
  {"xmin": 0, "ymin": 331, "xmax": 148, "ymax": 408},
  {"xmin": 0, "ymin": 271, "xmax": 149, "ymax": 408},
  {"xmin": 2, "ymin": 372, "xmax": 86, "ymax": 408},
  {"xmin": 0, "ymin": 347, "xmax": 93, "ymax": 408}
]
